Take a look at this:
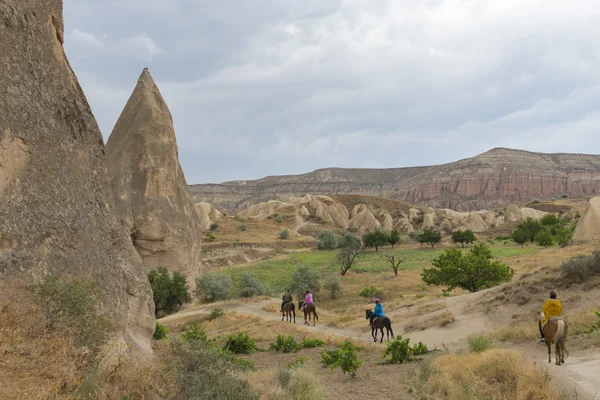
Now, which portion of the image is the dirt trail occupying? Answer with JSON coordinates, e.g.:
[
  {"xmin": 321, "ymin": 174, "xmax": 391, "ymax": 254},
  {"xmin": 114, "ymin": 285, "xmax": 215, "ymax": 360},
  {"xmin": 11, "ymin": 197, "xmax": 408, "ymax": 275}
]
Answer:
[{"xmin": 161, "ymin": 295, "xmax": 600, "ymax": 399}]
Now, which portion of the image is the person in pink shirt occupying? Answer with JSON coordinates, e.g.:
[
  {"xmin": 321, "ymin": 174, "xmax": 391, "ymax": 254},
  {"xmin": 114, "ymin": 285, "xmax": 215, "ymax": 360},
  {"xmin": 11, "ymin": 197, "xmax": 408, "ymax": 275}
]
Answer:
[{"xmin": 303, "ymin": 290, "xmax": 313, "ymax": 309}]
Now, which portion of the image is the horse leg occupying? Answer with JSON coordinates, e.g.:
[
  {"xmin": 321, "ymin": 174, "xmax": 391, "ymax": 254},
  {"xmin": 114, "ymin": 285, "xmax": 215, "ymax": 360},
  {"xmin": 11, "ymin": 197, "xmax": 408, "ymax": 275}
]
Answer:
[
  {"xmin": 379, "ymin": 327, "xmax": 384, "ymax": 343},
  {"xmin": 546, "ymin": 340, "xmax": 551, "ymax": 364},
  {"xmin": 292, "ymin": 309, "xmax": 295, "ymax": 324},
  {"xmin": 372, "ymin": 326, "xmax": 377, "ymax": 342},
  {"xmin": 312, "ymin": 311, "xmax": 316, "ymax": 326}
]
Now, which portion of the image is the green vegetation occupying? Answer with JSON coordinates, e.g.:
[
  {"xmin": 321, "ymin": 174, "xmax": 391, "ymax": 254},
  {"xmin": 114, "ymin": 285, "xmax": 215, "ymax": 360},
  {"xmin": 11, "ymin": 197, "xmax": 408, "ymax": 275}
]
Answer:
[
  {"xmin": 275, "ymin": 359, "xmax": 327, "ymax": 400},
  {"xmin": 513, "ymin": 215, "xmax": 576, "ymax": 248},
  {"xmin": 316, "ymin": 230, "xmax": 337, "ymax": 250},
  {"xmin": 238, "ymin": 223, "xmax": 247, "ymax": 232},
  {"xmin": 511, "ymin": 229, "xmax": 529, "ymax": 247},
  {"xmin": 301, "ymin": 337, "xmax": 325, "ymax": 348},
  {"xmin": 209, "ymin": 222, "xmax": 218, "ymax": 232},
  {"xmin": 358, "ymin": 286, "xmax": 383, "ymax": 298},
  {"xmin": 223, "ymin": 332, "xmax": 258, "ymax": 354},
  {"xmin": 385, "ymin": 254, "xmax": 406, "ymax": 277},
  {"xmin": 270, "ymin": 334, "xmax": 302, "ymax": 353},
  {"xmin": 415, "ymin": 228, "xmax": 442, "ymax": 248},
  {"xmin": 320, "ymin": 340, "xmax": 363, "ymax": 378},
  {"xmin": 381, "ymin": 336, "xmax": 427, "ymax": 364},
  {"xmin": 153, "ymin": 322, "xmax": 167, "ymax": 340},
  {"xmin": 388, "ymin": 229, "xmax": 402, "ymax": 249},
  {"xmin": 208, "ymin": 308, "xmax": 225, "ymax": 321},
  {"xmin": 238, "ymin": 273, "xmax": 270, "ymax": 298},
  {"xmin": 279, "ymin": 229, "xmax": 290, "ymax": 239},
  {"xmin": 363, "ymin": 229, "xmax": 389, "ymax": 251},
  {"xmin": 322, "ymin": 275, "xmax": 342, "ymax": 299},
  {"xmin": 288, "ymin": 264, "xmax": 321, "ymax": 299},
  {"xmin": 561, "ymin": 250, "xmax": 600, "ymax": 282},
  {"xmin": 196, "ymin": 272, "xmax": 232, "ymax": 303},
  {"xmin": 336, "ymin": 246, "xmax": 365, "ymax": 275},
  {"xmin": 534, "ymin": 228, "xmax": 554, "ymax": 247},
  {"xmin": 467, "ymin": 333, "xmax": 494, "ymax": 352},
  {"xmin": 338, "ymin": 231, "xmax": 361, "ymax": 249},
  {"xmin": 148, "ymin": 267, "xmax": 191, "ymax": 317},
  {"xmin": 451, "ymin": 230, "xmax": 476, "ymax": 248},
  {"xmin": 421, "ymin": 243, "xmax": 515, "ymax": 292}
]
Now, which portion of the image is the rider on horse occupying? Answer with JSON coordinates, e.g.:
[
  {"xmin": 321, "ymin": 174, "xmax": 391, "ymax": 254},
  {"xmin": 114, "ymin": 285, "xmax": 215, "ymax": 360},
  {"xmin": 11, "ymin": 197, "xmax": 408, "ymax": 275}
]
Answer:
[
  {"xmin": 369, "ymin": 298, "xmax": 385, "ymax": 327},
  {"xmin": 539, "ymin": 290, "xmax": 562, "ymax": 342},
  {"xmin": 281, "ymin": 290, "xmax": 293, "ymax": 312},
  {"xmin": 302, "ymin": 290, "xmax": 313, "ymax": 310}
]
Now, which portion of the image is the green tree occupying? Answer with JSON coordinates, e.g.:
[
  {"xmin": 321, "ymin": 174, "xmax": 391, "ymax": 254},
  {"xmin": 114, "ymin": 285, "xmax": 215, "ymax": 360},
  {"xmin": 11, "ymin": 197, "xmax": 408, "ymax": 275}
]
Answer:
[
  {"xmin": 421, "ymin": 243, "xmax": 515, "ymax": 292},
  {"xmin": 148, "ymin": 267, "xmax": 191, "ymax": 317},
  {"xmin": 338, "ymin": 231, "xmax": 361, "ymax": 249},
  {"xmin": 387, "ymin": 229, "xmax": 401, "ymax": 249},
  {"xmin": 288, "ymin": 264, "xmax": 321, "ymax": 299},
  {"xmin": 417, "ymin": 228, "xmax": 442, "ymax": 248},
  {"xmin": 451, "ymin": 230, "xmax": 476, "ymax": 248},
  {"xmin": 323, "ymin": 275, "xmax": 342, "ymax": 299},
  {"xmin": 534, "ymin": 228, "xmax": 554, "ymax": 247},
  {"xmin": 316, "ymin": 230, "xmax": 337, "ymax": 250},
  {"xmin": 238, "ymin": 273, "xmax": 270, "ymax": 298},
  {"xmin": 511, "ymin": 229, "xmax": 529, "ymax": 247},
  {"xmin": 337, "ymin": 246, "xmax": 365, "ymax": 275},
  {"xmin": 517, "ymin": 217, "xmax": 542, "ymax": 243},
  {"xmin": 363, "ymin": 229, "xmax": 388, "ymax": 251},
  {"xmin": 196, "ymin": 272, "xmax": 232, "ymax": 303},
  {"xmin": 555, "ymin": 225, "xmax": 574, "ymax": 246}
]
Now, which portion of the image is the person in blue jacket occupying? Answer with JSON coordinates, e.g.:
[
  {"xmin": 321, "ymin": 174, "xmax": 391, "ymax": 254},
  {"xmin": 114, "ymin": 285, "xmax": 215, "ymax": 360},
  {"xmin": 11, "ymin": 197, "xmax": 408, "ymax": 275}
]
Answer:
[{"xmin": 370, "ymin": 298, "xmax": 385, "ymax": 326}]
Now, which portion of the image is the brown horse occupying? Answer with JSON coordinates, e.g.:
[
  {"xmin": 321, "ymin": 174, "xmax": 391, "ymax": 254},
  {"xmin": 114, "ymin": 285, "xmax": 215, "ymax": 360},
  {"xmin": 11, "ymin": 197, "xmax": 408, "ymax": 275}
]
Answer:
[
  {"xmin": 538, "ymin": 312, "xmax": 568, "ymax": 365},
  {"xmin": 281, "ymin": 301, "xmax": 295, "ymax": 323},
  {"xmin": 365, "ymin": 310, "xmax": 394, "ymax": 343},
  {"xmin": 298, "ymin": 301, "xmax": 318, "ymax": 326}
]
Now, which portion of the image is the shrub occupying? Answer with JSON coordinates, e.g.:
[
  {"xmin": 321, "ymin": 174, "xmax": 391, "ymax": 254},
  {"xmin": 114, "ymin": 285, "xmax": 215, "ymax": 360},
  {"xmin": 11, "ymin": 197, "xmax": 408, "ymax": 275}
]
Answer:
[
  {"xmin": 412, "ymin": 341, "xmax": 428, "ymax": 355},
  {"xmin": 560, "ymin": 251, "xmax": 600, "ymax": 282},
  {"xmin": 270, "ymin": 334, "xmax": 301, "ymax": 353},
  {"xmin": 511, "ymin": 229, "xmax": 529, "ymax": 247},
  {"xmin": 336, "ymin": 246, "xmax": 364, "ymax": 275},
  {"xmin": 359, "ymin": 286, "xmax": 383, "ymax": 298},
  {"xmin": 555, "ymin": 225, "xmax": 574, "ymax": 246},
  {"xmin": 207, "ymin": 308, "xmax": 225, "ymax": 321},
  {"xmin": 153, "ymin": 323, "xmax": 167, "ymax": 340},
  {"xmin": 363, "ymin": 229, "xmax": 389, "ymax": 251},
  {"xmin": 29, "ymin": 276, "xmax": 110, "ymax": 353},
  {"xmin": 338, "ymin": 231, "xmax": 361, "ymax": 249},
  {"xmin": 288, "ymin": 264, "xmax": 321, "ymax": 300},
  {"xmin": 148, "ymin": 267, "xmax": 191, "ymax": 317},
  {"xmin": 279, "ymin": 229, "xmax": 290, "ymax": 239},
  {"xmin": 323, "ymin": 275, "xmax": 341, "ymax": 299},
  {"xmin": 516, "ymin": 217, "xmax": 542, "ymax": 242},
  {"xmin": 382, "ymin": 336, "xmax": 413, "ymax": 364},
  {"xmin": 196, "ymin": 272, "xmax": 232, "ymax": 303},
  {"xmin": 276, "ymin": 215, "xmax": 284, "ymax": 223},
  {"xmin": 238, "ymin": 273, "xmax": 270, "ymax": 298},
  {"xmin": 205, "ymin": 233, "xmax": 216, "ymax": 242},
  {"xmin": 172, "ymin": 340, "xmax": 258, "ymax": 400},
  {"xmin": 181, "ymin": 323, "xmax": 208, "ymax": 343},
  {"xmin": 534, "ymin": 228, "xmax": 554, "ymax": 247},
  {"xmin": 276, "ymin": 360, "xmax": 327, "ymax": 400},
  {"xmin": 223, "ymin": 332, "xmax": 257, "ymax": 354},
  {"xmin": 421, "ymin": 243, "xmax": 515, "ymax": 292},
  {"xmin": 388, "ymin": 229, "xmax": 402, "ymax": 248},
  {"xmin": 316, "ymin": 230, "xmax": 337, "ymax": 250},
  {"xmin": 209, "ymin": 223, "xmax": 218, "ymax": 232},
  {"xmin": 238, "ymin": 224, "xmax": 247, "ymax": 232},
  {"xmin": 416, "ymin": 228, "xmax": 442, "ymax": 248},
  {"xmin": 467, "ymin": 333, "xmax": 494, "ymax": 353},
  {"xmin": 451, "ymin": 230, "xmax": 476, "ymax": 248},
  {"xmin": 320, "ymin": 340, "xmax": 363, "ymax": 378},
  {"xmin": 301, "ymin": 337, "xmax": 325, "ymax": 348}
]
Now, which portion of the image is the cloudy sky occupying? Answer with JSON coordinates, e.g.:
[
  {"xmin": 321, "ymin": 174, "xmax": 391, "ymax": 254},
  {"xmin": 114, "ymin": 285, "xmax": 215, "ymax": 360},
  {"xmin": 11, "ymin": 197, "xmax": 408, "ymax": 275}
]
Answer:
[{"xmin": 64, "ymin": 0, "xmax": 600, "ymax": 184}]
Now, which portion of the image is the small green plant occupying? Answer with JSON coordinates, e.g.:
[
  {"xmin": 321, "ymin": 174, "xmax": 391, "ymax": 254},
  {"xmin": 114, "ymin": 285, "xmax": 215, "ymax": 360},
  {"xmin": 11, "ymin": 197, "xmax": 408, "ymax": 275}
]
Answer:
[
  {"xmin": 181, "ymin": 323, "xmax": 209, "ymax": 343},
  {"xmin": 238, "ymin": 224, "xmax": 247, "ymax": 232},
  {"xmin": 284, "ymin": 358, "xmax": 307, "ymax": 369},
  {"xmin": 207, "ymin": 308, "xmax": 225, "ymax": 321},
  {"xmin": 584, "ymin": 311, "xmax": 600, "ymax": 333},
  {"xmin": 270, "ymin": 334, "xmax": 302, "ymax": 353},
  {"xmin": 209, "ymin": 223, "xmax": 218, "ymax": 232},
  {"xmin": 382, "ymin": 336, "xmax": 413, "ymax": 364},
  {"xmin": 153, "ymin": 322, "xmax": 167, "ymax": 340},
  {"xmin": 223, "ymin": 332, "xmax": 257, "ymax": 354},
  {"xmin": 279, "ymin": 229, "xmax": 290, "ymax": 239},
  {"xmin": 275, "ymin": 215, "xmax": 284, "ymax": 223},
  {"xmin": 412, "ymin": 341, "xmax": 428, "ymax": 355},
  {"xmin": 320, "ymin": 340, "xmax": 363, "ymax": 378},
  {"xmin": 204, "ymin": 233, "xmax": 216, "ymax": 241},
  {"xmin": 301, "ymin": 337, "xmax": 325, "ymax": 348},
  {"xmin": 467, "ymin": 333, "xmax": 494, "ymax": 352},
  {"xmin": 358, "ymin": 286, "xmax": 383, "ymax": 298}
]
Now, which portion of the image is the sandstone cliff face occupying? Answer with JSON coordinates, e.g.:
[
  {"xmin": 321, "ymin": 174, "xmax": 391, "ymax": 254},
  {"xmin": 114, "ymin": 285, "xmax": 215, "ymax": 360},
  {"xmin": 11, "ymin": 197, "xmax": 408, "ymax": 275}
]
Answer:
[
  {"xmin": 0, "ymin": 1, "xmax": 154, "ymax": 352},
  {"xmin": 573, "ymin": 197, "xmax": 600, "ymax": 242},
  {"xmin": 195, "ymin": 202, "xmax": 222, "ymax": 231},
  {"xmin": 106, "ymin": 69, "xmax": 202, "ymax": 288},
  {"xmin": 190, "ymin": 148, "xmax": 600, "ymax": 211}
]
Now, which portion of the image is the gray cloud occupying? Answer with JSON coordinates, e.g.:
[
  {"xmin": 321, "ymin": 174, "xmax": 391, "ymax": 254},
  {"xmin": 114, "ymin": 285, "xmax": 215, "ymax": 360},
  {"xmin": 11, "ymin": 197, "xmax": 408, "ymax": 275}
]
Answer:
[{"xmin": 64, "ymin": 0, "xmax": 600, "ymax": 183}]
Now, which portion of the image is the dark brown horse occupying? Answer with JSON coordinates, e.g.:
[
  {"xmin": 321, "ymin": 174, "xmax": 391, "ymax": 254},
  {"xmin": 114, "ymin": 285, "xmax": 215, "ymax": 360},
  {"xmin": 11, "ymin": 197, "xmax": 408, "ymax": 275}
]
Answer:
[
  {"xmin": 281, "ymin": 301, "xmax": 295, "ymax": 323},
  {"xmin": 365, "ymin": 310, "xmax": 394, "ymax": 343},
  {"xmin": 298, "ymin": 301, "xmax": 318, "ymax": 326},
  {"xmin": 538, "ymin": 312, "xmax": 568, "ymax": 365}
]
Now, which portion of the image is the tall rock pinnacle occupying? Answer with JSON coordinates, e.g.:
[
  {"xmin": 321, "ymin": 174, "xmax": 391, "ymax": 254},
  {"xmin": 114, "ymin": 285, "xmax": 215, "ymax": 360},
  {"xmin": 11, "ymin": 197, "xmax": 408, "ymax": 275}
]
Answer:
[
  {"xmin": 106, "ymin": 68, "xmax": 202, "ymax": 290},
  {"xmin": 0, "ymin": 1, "xmax": 154, "ymax": 352}
]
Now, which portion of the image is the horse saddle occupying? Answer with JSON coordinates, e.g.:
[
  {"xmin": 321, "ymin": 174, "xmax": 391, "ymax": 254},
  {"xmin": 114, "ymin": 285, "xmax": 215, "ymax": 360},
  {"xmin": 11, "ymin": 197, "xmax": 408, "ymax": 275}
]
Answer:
[{"xmin": 542, "ymin": 316, "xmax": 563, "ymax": 330}]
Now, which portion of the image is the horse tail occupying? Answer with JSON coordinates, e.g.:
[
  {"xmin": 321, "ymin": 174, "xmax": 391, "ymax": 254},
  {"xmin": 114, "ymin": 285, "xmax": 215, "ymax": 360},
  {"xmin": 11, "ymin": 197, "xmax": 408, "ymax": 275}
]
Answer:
[
  {"xmin": 386, "ymin": 318, "xmax": 394, "ymax": 338},
  {"xmin": 314, "ymin": 308, "xmax": 318, "ymax": 321}
]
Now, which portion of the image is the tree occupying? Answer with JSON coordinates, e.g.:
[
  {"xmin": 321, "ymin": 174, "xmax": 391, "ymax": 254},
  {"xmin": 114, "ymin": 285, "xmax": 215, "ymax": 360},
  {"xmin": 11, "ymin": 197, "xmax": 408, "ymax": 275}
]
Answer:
[
  {"xmin": 451, "ymin": 230, "xmax": 476, "ymax": 248},
  {"xmin": 288, "ymin": 264, "xmax": 321, "ymax": 299},
  {"xmin": 385, "ymin": 255, "xmax": 407, "ymax": 278},
  {"xmin": 417, "ymin": 228, "xmax": 442, "ymax": 248},
  {"xmin": 516, "ymin": 217, "xmax": 542, "ymax": 243},
  {"xmin": 316, "ymin": 230, "xmax": 337, "ymax": 250},
  {"xmin": 338, "ymin": 231, "xmax": 361, "ymax": 249},
  {"xmin": 387, "ymin": 230, "xmax": 401, "ymax": 249},
  {"xmin": 323, "ymin": 275, "xmax": 342, "ymax": 299},
  {"xmin": 337, "ymin": 246, "xmax": 365, "ymax": 276},
  {"xmin": 363, "ymin": 229, "xmax": 388, "ymax": 252},
  {"xmin": 195, "ymin": 272, "xmax": 232, "ymax": 303},
  {"xmin": 534, "ymin": 228, "xmax": 554, "ymax": 247},
  {"xmin": 421, "ymin": 243, "xmax": 515, "ymax": 292},
  {"xmin": 511, "ymin": 229, "xmax": 528, "ymax": 247},
  {"xmin": 555, "ymin": 225, "xmax": 574, "ymax": 246},
  {"xmin": 148, "ymin": 267, "xmax": 191, "ymax": 316}
]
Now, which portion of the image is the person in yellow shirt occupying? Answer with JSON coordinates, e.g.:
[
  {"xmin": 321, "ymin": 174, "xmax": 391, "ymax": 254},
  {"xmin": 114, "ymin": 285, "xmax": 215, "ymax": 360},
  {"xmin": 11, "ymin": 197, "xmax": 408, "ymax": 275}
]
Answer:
[{"xmin": 539, "ymin": 290, "xmax": 562, "ymax": 342}]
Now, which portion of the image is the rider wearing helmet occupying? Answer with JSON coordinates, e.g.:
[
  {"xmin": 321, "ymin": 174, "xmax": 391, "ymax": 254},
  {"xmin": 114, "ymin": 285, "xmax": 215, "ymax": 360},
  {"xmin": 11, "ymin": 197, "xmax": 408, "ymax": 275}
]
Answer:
[
  {"xmin": 370, "ymin": 298, "xmax": 385, "ymax": 326},
  {"xmin": 539, "ymin": 290, "xmax": 562, "ymax": 342}
]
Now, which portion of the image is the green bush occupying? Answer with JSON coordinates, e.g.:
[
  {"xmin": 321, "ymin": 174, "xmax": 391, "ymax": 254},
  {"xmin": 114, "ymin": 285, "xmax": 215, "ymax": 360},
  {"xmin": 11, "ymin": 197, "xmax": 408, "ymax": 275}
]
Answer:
[
  {"xmin": 301, "ymin": 337, "xmax": 325, "ymax": 348},
  {"xmin": 467, "ymin": 333, "xmax": 494, "ymax": 353},
  {"xmin": 288, "ymin": 264, "xmax": 321, "ymax": 300},
  {"xmin": 412, "ymin": 341, "xmax": 428, "ymax": 355},
  {"xmin": 29, "ymin": 276, "xmax": 110, "ymax": 353},
  {"xmin": 534, "ymin": 228, "xmax": 554, "ymax": 247},
  {"xmin": 181, "ymin": 323, "xmax": 208, "ymax": 343},
  {"xmin": 358, "ymin": 286, "xmax": 383, "ymax": 298},
  {"xmin": 196, "ymin": 272, "xmax": 232, "ymax": 303},
  {"xmin": 270, "ymin": 334, "xmax": 302, "ymax": 353},
  {"xmin": 560, "ymin": 251, "xmax": 600, "ymax": 282},
  {"xmin": 209, "ymin": 223, "xmax": 218, "ymax": 232},
  {"xmin": 148, "ymin": 267, "xmax": 191, "ymax": 317},
  {"xmin": 276, "ymin": 215, "xmax": 284, "ymax": 223},
  {"xmin": 279, "ymin": 229, "xmax": 290, "ymax": 239},
  {"xmin": 382, "ymin": 336, "xmax": 413, "ymax": 364},
  {"xmin": 205, "ymin": 233, "xmax": 216, "ymax": 242},
  {"xmin": 239, "ymin": 273, "xmax": 270, "ymax": 298},
  {"xmin": 338, "ymin": 231, "xmax": 361, "ymax": 249},
  {"xmin": 207, "ymin": 308, "xmax": 225, "ymax": 321},
  {"xmin": 316, "ymin": 230, "xmax": 338, "ymax": 250},
  {"xmin": 585, "ymin": 311, "xmax": 600, "ymax": 333},
  {"xmin": 320, "ymin": 340, "xmax": 363, "ymax": 378},
  {"xmin": 323, "ymin": 275, "xmax": 342, "ymax": 299},
  {"xmin": 172, "ymin": 340, "xmax": 258, "ymax": 400},
  {"xmin": 416, "ymin": 228, "xmax": 442, "ymax": 248},
  {"xmin": 153, "ymin": 323, "xmax": 167, "ymax": 340},
  {"xmin": 238, "ymin": 224, "xmax": 247, "ymax": 232},
  {"xmin": 223, "ymin": 332, "xmax": 257, "ymax": 354}
]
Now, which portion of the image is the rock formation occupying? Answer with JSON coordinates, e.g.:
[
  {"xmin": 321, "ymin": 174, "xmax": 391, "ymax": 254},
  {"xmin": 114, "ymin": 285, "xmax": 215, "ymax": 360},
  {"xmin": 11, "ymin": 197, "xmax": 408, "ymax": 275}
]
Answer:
[
  {"xmin": 0, "ymin": 1, "xmax": 154, "ymax": 352},
  {"xmin": 573, "ymin": 197, "xmax": 600, "ymax": 242},
  {"xmin": 190, "ymin": 148, "xmax": 600, "ymax": 211},
  {"xmin": 195, "ymin": 202, "xmax": 222, "ymax": 231},
  {"xmin": 106, "ymin": 69, "xmax": 202, "ymax": 288}
]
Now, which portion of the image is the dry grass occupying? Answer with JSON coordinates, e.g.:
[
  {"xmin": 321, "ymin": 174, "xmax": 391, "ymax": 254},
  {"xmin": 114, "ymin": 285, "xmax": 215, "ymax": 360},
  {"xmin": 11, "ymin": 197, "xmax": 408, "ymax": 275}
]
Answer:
[
  {"xmin": 404, "ymin": 310, "xmax": 456, "ymax": 332},
  {"xmin": 245, "ymin": 365, "xmax": 328, "ymax": 400},
  {"xmin": 408, "ymin": 348, "xmax": 562, "ymax": 399}
]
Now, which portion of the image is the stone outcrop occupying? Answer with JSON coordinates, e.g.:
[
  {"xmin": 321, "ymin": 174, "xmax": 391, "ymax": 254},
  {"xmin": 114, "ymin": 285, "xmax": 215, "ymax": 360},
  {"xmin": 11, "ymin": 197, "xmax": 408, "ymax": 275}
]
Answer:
[
  {"xmin": 573, "ymin": 197, "xmax": 600, "ymax": 242},
  {"xmin": 106, "ymin": 69, "xmax": 202, "ymax": 288},
  {"xmin": 195, "ymin": 202, "xmax": 222, "ymax": 231},
  {"xmin": 190, "ymin": 148, "xmax": 600, "ymax": 211},
  {"xmin": 0, "ymin": 1, "xmax": 154, "ymax": 352}
]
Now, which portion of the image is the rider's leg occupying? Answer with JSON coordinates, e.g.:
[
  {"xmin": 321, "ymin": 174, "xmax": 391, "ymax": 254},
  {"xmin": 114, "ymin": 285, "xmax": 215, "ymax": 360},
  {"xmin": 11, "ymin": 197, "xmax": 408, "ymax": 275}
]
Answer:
[
  {"xmin": 538, "ymin": 321, "xmax": 545, "ymax": 341},
  {"xmin": 281, "ymin": 302, "xmax": 284, "ymax": 312}
]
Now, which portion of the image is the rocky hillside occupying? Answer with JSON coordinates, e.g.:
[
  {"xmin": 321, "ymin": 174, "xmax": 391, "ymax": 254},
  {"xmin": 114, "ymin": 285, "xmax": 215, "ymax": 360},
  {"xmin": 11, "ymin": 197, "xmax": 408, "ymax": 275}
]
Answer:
[{"xmin": 189, "ymin": 148, "xmax": 600, "ymax": 211}]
